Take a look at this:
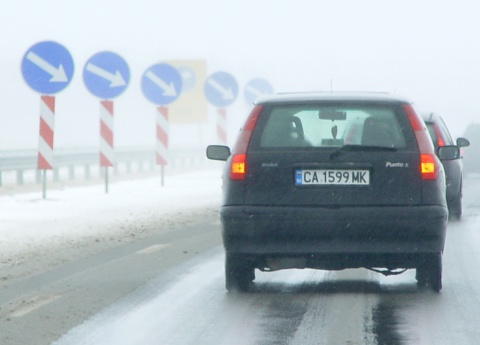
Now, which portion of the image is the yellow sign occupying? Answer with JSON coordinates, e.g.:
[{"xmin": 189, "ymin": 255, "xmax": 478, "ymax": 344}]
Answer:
[{"xmin": 164, "ymin": 60, "xmax": 207, "ymax": 123}]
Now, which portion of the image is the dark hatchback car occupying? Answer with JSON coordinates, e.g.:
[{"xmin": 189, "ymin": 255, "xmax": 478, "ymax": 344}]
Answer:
[
  {"xmin": 207, "ymin": 93, "xmax": 460, "ymax": 292},
  {"xmin": 422, "ymin": 113, "xmax": 470, "ymax": 219}
]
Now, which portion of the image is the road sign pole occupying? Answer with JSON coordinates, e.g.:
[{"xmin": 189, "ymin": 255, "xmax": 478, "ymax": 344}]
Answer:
[
  {"xmin": 216, "ymin": 108, "xmax": 227, "ymax": 144},
  {"xmin": 82, "ymin": 52, "xmax": 129, "ymax": 194},
  {"xmin": 22, "ymin": 41, "xmax": 74, "ymax": 199},
  {"xmin": 204, "ymin": 71, "xmax": 238, "ymax": 146},
  {"xmin": 38, "ymin": 95, "xmax": 55, "ymax": 199},
  {"xmin": 105, "ymin": 167, "xmax": 109, "ymax": 193},
  {"xmin": 141, "ymin": 63, "xmax": 181, "ymax": 187},
  {"xmin": 99, "ymin": 100, "xmax": 114, "ymax": 193},
  {"xmin": 156, "ymin": 107, "xmax": 169, "ymax": 186},
  {"xmin": 42, "ymin": 170, "xmax": 47, "ymax": 199},
  {"xmin": 161, "ymin": 165, "xmax": 165, "ymax": 186}
]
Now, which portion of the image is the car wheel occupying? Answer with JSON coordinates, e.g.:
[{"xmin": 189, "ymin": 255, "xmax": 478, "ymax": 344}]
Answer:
[
  {"xmin": 225, "ymin": 253, "xmax": 255, "ymax": 292},
  {"xmin": 448, "ymin": 196, "xmax": 462, "ymax": 220},
  {"xmin": 416, "ymin": 253, "xmax": 442, "ymax": 292}
]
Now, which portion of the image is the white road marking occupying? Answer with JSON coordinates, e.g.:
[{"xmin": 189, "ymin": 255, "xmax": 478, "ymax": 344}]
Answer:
[
  {"xmin": 10, "ymin": 295, "xmax": 61, "ymax": 318},
  {"xmin": 136, "ymin": 243, "xmax": 170, "ymax": 255}
]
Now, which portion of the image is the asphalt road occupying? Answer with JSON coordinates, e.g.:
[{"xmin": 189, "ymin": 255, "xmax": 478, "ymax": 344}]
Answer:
[{"xmin": 2, "ymin": 177, "xmax": 480, "ymax": 345}]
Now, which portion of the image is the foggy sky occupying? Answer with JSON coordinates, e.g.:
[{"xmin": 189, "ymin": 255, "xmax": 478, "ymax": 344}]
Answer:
[{"xmin": 1, "ymin": 0, "xmax": 480, "ymax": 150}]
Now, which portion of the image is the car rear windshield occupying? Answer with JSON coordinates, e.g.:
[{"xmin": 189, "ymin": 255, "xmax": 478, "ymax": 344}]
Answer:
[
  {"xmin": 425, "ymin": 119, "xmax": 454, "ymax": 149},
  {"xmin": 257, "ymin": 103, "xmax": 407, "ymax": 149}
]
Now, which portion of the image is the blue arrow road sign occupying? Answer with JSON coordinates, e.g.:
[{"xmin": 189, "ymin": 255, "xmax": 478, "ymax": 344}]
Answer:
[
  {"xmin": 141, "ymin": 63, "xmax": 182, "ymax": 106},
  {"xmin": 204, "ymin": 71, "xmax": 238, "ymax": 107},
  {"xmin": 21, "ymin": 41, "xmax": 74, "ymax": 95},
  {"xmin": 244, "ymin": 78, "xmax": 274, "ymax": 105},
  {"xmin": 83, "ymin": 51, "xmax": 130, "ymax": 99}
]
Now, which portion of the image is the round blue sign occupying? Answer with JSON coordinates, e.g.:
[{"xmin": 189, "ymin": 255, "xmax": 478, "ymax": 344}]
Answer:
[
  {"xmin": 244, "ymin": 78, "xmax": 274, "ymax": 105},
  {"xmin": 83, "ymin": 51, "xmax": 130, "ymax": 99},
  {"xmin": 21, "ymin": 41, "xmax": 74, "ymax": 95},
  {"xmin": 204, "ymin": 71, "xmax": 238, "ymax": 107},
  {"xmin": 141, "ymin": 63, "xmax": 182, "ymax": 106}
]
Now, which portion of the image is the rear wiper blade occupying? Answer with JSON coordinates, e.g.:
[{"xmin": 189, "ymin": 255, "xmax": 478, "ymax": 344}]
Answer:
[{"xmin": 330, "ymin": 144, "xmax": 397, "ymax": 160}]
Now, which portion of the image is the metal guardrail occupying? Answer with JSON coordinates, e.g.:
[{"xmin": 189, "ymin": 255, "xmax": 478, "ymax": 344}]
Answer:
[{"xmin": 0, "ymin": 147, "xmax": 212, "ymax": 186}]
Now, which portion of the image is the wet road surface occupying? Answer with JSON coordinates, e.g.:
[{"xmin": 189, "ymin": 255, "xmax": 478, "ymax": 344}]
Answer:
[{"xmin": 5, "ymin": 177, "xmax": 480, "ymax": 345}]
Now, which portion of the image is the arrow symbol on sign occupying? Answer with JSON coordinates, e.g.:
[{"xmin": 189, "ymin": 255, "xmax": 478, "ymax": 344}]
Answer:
[
  {"xmin": 146, "ymin": 70, "xmax": 177, "ymax": 97},
  {"xmin": 86, "ymin": 63, "xmax": 126, "ymax": 87},
  {"xmin": 208, "ymin": 78, "xmax": 234, "ymax": 99},
  {"xmin": 26, "ymin": 51, "xmax": 68, "ymax": 82},
  {"xmin": 181, "ymin": 70, "xmax": 193, "ymax": 80},
  {"xmin": 246, "ymin": 85, "xmax": 265, "ymax": 98}
]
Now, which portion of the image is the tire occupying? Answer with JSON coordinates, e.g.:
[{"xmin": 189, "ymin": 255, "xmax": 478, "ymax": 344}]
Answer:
[
  {"xmin": 448, "ymin": 195, "xmax": 462, "ymax": 220},
  {"xmin": 416, "ymin": 253, "xmax": 442, "ymax": 292},
  {"xmin": 225, "ymin": 253, "xmax": 255, "ymax": 292}
]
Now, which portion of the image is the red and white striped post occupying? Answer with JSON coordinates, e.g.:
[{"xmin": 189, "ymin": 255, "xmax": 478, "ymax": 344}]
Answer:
[
  {"xmin": 216, "ymin": 108, "xmax": 227, "ymax": 144},
  {"xmin": 38, "ymin": 95, "xmax": 55, "ymax": 199},
  {"xmin": 100, "ymin": 100, "xmax": 114, "ymax": 193},
  {"xmin": 156, "ymin": 106, "xmax": 169, "ymax": 186}
]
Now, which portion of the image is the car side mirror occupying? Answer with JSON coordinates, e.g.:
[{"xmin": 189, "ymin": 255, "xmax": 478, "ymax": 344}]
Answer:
[
  {"xmin": 206, "ymin": 145, "xmax": 231, "ymax": 161},
  {"xmin": 438, "ymin": 145, "xmax": 460, "ymax": 160},
  {"xmin": 456, "ymin": 137, "xmax": 470, "ymax": 148}
]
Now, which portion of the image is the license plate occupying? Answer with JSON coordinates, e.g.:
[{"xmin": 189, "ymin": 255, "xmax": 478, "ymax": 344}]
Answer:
[{"xmin": 295, "ymin": 169, "xmax": 370, "ymax": 185}]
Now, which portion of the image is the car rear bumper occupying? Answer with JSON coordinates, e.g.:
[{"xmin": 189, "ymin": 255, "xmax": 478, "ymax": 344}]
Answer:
[{"xmin": 220, "ymin": 205, "xmax": 448, "ymax": 268}]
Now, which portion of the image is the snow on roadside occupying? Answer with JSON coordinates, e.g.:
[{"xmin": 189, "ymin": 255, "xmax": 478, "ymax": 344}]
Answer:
[{"xmin": 0, "ymin": 170, "xmax": 223, "ymax": 261}]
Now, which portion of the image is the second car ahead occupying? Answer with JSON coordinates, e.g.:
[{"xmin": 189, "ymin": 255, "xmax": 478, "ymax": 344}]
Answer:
[
  {"xmin": 423, "ymin": 112, "xmax": 470, "ymax": 219},
  {"xmin": 207, "ymin": 92, "xmax": 460, "ymax": 293}
]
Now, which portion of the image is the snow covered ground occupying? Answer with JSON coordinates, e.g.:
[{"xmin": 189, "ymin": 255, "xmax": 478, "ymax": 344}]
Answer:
[{"xmin": 0, "ymin": 169, "xmax": 223, "ymax": 274}]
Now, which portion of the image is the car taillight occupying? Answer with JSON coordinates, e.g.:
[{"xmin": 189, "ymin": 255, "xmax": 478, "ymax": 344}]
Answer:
[
  {"xmin": 420, "ymin": 154, "xmax": 437, "ymax": 180},
  {"xmin": 230, "ymin": 154, "xmax": 246, "ymax": 180},
  {"xmin": 229, "ymin": 105, "xmax": 263, "ymax": 180},
  {"xmin": 403, "ymin": 104, "xmax": 438, "ymax": 180},
  {"xmin": 433, "ymin": 124, "xmax": 445, "ymax": 147}
]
